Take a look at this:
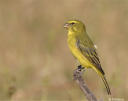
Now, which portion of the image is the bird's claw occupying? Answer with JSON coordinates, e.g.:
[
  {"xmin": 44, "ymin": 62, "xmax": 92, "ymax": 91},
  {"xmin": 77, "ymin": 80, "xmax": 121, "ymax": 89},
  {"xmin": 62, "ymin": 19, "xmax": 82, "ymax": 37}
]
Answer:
[{"xmin": 73, "ymin": 65, "xmax": 85, "ymax": 80}]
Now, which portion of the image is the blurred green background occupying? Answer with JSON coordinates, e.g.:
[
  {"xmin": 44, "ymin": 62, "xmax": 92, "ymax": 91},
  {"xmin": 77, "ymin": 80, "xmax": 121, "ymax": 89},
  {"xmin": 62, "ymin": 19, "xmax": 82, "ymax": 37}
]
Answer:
[{"xmin": 0, "ymin": 0, "xmax": 128, "ymax": 101}]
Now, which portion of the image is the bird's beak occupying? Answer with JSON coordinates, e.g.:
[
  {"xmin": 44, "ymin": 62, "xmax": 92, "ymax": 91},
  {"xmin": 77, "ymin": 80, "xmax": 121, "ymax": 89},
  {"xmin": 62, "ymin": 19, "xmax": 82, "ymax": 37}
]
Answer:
[{"xmin": 64, "ymin": 23, "xmax": 69, "ymax": 29}]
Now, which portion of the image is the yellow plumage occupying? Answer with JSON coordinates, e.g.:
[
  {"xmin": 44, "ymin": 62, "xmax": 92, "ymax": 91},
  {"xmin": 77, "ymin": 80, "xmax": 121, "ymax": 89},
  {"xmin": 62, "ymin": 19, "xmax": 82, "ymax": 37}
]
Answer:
[{"xmin": 64, "ymin": 20, "xmax": 111, "ymax": 95}]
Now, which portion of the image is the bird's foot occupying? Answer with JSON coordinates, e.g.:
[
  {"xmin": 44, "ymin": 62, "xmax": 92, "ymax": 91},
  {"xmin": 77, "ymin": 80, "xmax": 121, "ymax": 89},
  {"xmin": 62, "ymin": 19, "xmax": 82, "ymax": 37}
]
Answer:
[
  {"xmin": 73, "ymin": 65, "xmax": 85, "ymax": 80},
  {"xmin": 77, "ymin": 65, "xmax": 85, "ymax": 71}
]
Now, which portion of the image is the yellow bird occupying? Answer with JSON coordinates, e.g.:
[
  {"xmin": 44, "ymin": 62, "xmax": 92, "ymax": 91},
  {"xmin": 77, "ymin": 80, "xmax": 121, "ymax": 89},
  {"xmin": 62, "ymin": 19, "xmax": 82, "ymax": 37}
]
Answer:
[{"xmin": 64, "ymin": 20, "xmax": 111, "ymax": 95}]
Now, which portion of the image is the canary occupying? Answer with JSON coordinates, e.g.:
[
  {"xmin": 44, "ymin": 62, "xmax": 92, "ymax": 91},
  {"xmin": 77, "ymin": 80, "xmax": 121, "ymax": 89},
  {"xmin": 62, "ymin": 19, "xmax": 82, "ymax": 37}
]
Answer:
[{"xmin": 64, "ymin": 20, "xmax": 111, "ymax": 95}]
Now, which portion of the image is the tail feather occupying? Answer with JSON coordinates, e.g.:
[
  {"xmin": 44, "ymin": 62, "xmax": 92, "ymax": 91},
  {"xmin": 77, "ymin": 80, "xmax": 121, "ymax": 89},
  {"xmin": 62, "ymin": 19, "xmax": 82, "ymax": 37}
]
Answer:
[
  {"xmin": 101, "ymin": 75, "xmax": 111, "ymax": 95},
  {"xmin": 92, "ymin": 66, "xmax": 111, "ymax": 95},
  {"xmin": 92, "ymin": 67, "xmax": 111, "ymax": 95}
]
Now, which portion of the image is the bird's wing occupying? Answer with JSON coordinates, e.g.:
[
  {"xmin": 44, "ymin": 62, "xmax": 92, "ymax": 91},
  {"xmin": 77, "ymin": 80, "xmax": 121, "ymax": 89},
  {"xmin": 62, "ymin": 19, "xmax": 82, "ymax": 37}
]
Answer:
[{"xmin": 76, "ymin": 40, "xmax": 105, "ymax": 75}]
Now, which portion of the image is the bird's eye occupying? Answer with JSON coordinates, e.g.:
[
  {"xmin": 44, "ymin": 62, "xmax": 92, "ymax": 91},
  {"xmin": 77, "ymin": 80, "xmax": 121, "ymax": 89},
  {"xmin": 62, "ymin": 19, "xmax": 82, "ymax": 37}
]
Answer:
[{"xmin": 71, "ymin": 22, "xmax": 75, "ymax": 25}]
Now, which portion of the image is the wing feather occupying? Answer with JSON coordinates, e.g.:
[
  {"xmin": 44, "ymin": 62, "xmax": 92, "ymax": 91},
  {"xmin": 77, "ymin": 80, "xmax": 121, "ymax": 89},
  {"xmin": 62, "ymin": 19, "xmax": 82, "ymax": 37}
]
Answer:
[{"xmin": 76, "ymin": 40, "xmax": 105, "ymax": 75}]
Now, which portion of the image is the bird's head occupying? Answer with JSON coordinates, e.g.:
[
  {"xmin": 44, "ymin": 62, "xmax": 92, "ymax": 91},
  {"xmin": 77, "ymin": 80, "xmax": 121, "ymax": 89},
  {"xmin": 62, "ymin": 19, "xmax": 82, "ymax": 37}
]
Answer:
[{"xmin": 64, "ymin": 20, "xmax": 86, "ymax": 34}]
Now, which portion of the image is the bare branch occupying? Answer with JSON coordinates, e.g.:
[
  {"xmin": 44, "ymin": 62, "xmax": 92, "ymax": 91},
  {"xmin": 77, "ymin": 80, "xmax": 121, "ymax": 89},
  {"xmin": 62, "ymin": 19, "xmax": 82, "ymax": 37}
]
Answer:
[{"xmin": 73, "ymin": 68, "xmax": 98, "ymax": 101}]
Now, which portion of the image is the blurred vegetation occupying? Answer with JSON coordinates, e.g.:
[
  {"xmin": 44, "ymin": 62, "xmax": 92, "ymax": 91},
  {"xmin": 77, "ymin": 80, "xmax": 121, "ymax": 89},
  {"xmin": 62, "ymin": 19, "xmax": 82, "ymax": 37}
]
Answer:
[{"xmin": 0, "ymin": 0, "xmax": 128, "ymax": 101}]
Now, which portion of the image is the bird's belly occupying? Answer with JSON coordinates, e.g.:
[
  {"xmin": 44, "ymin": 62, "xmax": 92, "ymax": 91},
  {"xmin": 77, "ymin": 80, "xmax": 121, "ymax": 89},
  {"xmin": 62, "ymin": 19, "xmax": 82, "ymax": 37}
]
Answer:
[{"xmin": 68, "ymin": 38, "xmax": 93, "ymax": 68}]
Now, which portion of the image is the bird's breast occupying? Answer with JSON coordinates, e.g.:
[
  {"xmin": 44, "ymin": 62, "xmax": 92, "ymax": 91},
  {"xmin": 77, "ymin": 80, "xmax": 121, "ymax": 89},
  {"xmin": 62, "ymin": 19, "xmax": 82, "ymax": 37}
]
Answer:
[{"xmin": 67, "ymin": 35, "xmax": 77, "ymax": 56}]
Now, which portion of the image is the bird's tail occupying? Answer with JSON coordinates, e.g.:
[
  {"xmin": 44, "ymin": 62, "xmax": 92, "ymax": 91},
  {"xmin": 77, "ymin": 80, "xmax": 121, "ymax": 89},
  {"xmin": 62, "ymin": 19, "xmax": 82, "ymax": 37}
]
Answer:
[
  {"xmin": 101, "ymin": 75, "xmax": 111, "ymax": 95},
  {"xmin": 93, "ymin": 67, "xmax": 111, "ymax": 95}
]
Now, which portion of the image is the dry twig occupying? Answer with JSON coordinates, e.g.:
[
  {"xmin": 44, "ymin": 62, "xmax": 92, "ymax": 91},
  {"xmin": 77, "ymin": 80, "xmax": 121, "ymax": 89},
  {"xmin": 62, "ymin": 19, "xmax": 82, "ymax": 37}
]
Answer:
[{"xmin": 73, "ymin": 66, "xmax": 98, "ymax": 101}]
